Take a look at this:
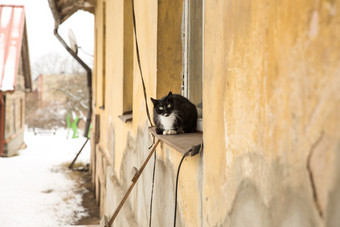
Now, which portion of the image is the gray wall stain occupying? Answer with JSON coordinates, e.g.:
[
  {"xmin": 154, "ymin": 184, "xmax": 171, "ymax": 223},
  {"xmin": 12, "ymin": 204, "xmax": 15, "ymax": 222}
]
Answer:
[{"xmin": 326, "ymin": 142, "xmax": 340, "ymax": 227}]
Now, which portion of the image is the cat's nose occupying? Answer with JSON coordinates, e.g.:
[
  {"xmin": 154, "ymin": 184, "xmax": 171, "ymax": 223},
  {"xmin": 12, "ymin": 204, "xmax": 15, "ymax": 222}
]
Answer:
[{"xmin": 164, "ymin": 113, "xmax": 169, "ymax": 117}]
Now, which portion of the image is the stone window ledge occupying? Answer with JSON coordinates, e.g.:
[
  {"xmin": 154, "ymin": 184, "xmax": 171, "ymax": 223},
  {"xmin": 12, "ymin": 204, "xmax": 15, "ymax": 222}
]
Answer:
[
  {"xmin": 148, "ymin": 127, "xmax": 203, "ymax": 155},
  {"xmin": 118, "ymin": 111, "xmax": 133, "ymax": 123}
]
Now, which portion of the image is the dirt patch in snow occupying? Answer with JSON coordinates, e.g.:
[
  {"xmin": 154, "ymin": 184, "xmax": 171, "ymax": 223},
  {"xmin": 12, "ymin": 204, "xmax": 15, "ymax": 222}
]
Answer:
[{"xmin": 63, "ymin": 163, "xmax": 100, "ymax": 225}]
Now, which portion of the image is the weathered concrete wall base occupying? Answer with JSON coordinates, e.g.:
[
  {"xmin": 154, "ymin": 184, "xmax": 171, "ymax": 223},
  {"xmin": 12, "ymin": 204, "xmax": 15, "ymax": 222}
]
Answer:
[
  {"xmin": 101, "ymin": 125, "xmax": 201, "ymax": 226},
  {"xmin": 103, "ymin": 126, "xmax": 154, "ymax": 226},
  {"xmin": 2, "ymin": 131, "xmax": 25, "ymax": 157},
  {"xmin": 214, "ymin": 146, "xmax": 340, "ymax": 227},
  {"xmin": 225, "ymin": 180, "xmax": 321, "ymax": 227}
]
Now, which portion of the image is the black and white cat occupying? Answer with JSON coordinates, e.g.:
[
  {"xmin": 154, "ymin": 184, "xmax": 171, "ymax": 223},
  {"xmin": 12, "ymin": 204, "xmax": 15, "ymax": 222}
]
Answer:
[{"xmin": 150, "ymin": 92, "xmax": 197, "ymax": 135}]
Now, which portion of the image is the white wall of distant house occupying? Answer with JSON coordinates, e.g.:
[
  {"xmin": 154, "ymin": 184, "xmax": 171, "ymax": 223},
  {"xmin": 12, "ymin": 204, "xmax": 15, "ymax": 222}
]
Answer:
[{"xmin": 0, "ymin": 0, "xmax": 94, "ymax": 77}]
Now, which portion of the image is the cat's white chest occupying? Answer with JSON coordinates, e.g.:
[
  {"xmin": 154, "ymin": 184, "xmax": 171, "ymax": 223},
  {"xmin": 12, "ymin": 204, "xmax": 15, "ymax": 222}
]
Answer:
[{"xmin": 159, "ymin": 113, "xmax": 176, "ymax": 130}]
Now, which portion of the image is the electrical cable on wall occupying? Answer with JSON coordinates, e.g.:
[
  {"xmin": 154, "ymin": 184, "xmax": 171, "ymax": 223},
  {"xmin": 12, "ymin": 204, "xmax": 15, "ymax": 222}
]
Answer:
[
  {"xmin": 173, "ymin": 144, "xmax": 203, "ymax": 227},
  {"xmin": 131, "ymin": 0, "xmax": 153, "ymax": 128},
  {"xmin": 149, "ymin": 150, "xmax": 157, "ymax": 227},
  {"xmin": 130, "ymin": 0, "xmax": 157, "ymax": 226},
  {"xmin": 131, "ymin": 1, "xmax": 203, "ymax": 226},
  {"xmin": 173, "ymin": 149, "xmax": 191, "ymax": 227}
]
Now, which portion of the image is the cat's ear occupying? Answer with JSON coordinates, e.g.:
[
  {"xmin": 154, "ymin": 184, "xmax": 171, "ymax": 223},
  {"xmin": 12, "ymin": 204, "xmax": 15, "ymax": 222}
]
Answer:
[
  {"xmin": 150, "ymin": 98, "xmax": 158, "ymax": 106},
  {"xmin": 167, "ymin": 91, "xmax": 173, "ymax": 99}
]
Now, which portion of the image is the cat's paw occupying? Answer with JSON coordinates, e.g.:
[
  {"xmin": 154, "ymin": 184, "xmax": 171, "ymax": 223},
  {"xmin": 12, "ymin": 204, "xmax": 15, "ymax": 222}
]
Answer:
[
  {"xmin": 156, "ymin": 128, "xmax": 163, "ymax": 134},
  {"xmin": 168, "ymin": 130, "xmax": 177, "ymax": 135},
  {"xmin": 163, "ymin": 130, "xmax": 177, "ymax": 135}
]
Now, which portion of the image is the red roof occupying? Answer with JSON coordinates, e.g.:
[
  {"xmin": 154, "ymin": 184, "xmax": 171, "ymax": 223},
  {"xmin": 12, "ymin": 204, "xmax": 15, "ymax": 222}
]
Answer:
[{"xmin": 0, "ymin": 5, "xmax": 25, "ymax": 92}]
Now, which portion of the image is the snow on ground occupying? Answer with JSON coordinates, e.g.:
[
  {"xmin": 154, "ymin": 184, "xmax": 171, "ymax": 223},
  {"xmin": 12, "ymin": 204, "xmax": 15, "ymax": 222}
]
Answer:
[{"xmin": 0, "ymin": 129, "xmax": 91, "ymax": 227}]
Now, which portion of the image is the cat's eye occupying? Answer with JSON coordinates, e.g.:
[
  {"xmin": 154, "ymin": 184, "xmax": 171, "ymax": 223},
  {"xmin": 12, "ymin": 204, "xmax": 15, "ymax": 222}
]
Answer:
[
  {"xmin": 167, "ymin": 104, "xmax": 171, "ymax": 108},
  {"xmin": 159, "ymin": 106, "xmax": 164, "ymax": 110}
]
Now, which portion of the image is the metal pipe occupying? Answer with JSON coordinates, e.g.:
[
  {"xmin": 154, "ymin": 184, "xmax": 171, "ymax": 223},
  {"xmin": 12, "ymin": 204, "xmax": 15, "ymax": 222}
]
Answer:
[
  {"xmin": 53, "ymin": 27, "xmax": 93, "ymax": 138},
  {"xmin": 108, "ymin": 139, "xmax": 161, "ymax": 226},
  {"xmin": 68, "ymin": 138, "xmax": 89, "ymax": 169}
]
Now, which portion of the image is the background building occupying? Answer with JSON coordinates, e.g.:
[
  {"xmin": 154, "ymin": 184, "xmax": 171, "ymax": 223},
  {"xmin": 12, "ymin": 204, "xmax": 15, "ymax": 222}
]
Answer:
[
  {"xmin": 26, "ymin": 73, "xmax": 88, "ymax": 130},
  {"xmin": 0, "ymin": 5, "xmax": 32, "ymax": 157}
]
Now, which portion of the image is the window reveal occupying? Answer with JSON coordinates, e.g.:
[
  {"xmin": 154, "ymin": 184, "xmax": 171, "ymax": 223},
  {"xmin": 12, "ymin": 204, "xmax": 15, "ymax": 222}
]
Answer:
[{"xmin": 182, "ymin": 0, "xmax": 203, "ymax": 130}]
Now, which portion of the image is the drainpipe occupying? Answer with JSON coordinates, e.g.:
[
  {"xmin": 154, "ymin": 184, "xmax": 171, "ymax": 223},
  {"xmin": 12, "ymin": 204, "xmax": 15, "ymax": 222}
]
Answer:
[
  {"xmin": 53, "ymin": 27, "xmax": 92, "ymax": 138},
  {"xmin": 0, "ymin": 93, "xmax": 5, "ymax": 156}
]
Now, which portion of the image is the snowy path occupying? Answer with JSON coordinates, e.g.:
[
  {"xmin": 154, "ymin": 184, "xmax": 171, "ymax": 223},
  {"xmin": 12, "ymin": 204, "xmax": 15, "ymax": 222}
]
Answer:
[{"xmin": 0, "ymin": 129, "xmax": 91, "ymax": 227}]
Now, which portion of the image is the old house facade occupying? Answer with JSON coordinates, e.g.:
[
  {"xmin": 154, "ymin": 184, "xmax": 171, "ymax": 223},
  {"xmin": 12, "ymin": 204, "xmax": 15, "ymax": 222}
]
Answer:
[
  {"xmin": 25, "ymin": 74, "xmax": 89, "ymax": 129},
  {"xmin": 0, "ymin": 5, "xmax": 32, "ymax": 157},
  {"xmin": 50, "ymin": 0, "xmax": 340, "ymax": 226}
]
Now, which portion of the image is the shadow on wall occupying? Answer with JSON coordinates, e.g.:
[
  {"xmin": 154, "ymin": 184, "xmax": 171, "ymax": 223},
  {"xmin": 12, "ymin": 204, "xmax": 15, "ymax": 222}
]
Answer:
[
  {"xmin": 223, "ymin": 147, "xmax": 340, "ymax": 227},
  {"xmin": 326, "ymin": 142, "xmax": 340, "ymax": 227},
  {"xmin": 152, "ymin": 153, "xmax": 181, "ymax": 227},
  {"xmin": 226, "ymin": 178, "xmax": 320, "ymax": 227},
  {"xmin": 228, "ymin": 179, "xmax": 272, "ymax": 227},
  {"xmin": 222, "ymin": 151, "xmax": 321, "ymax": 227}
]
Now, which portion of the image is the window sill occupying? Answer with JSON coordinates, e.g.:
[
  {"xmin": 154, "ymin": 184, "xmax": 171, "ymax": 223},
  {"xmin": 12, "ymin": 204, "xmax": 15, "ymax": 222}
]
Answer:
[
  {"xmin": 148, "ymin": 127, "xmax": 203, "ymax": 155},
  {"xmin": 196, "ymin": 118, "xmax": 203, "ymax": 132},
  {"xmin": 118, "ymin": 112, "xmax": 133, "ymax": 123}
]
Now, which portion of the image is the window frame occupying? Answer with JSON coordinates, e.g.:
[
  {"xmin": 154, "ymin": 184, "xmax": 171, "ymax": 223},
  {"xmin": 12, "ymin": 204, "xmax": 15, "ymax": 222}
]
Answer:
[{"xmin": 182, "ymin": 0, "xmax": 203, "ymax": 132}]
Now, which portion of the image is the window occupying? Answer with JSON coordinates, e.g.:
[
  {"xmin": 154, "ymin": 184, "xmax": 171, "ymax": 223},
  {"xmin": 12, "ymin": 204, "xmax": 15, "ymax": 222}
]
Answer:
[
  {"xmin": 95, "ymin": 1, "xmax": 106, "ymax": 109},
  {"xmin": 118, "ymin": 0, "xmax": 134, "ymax": 123},
  {"xmin": 20, "ymin": 98, "xmax": 23, "ymax": 128},
  {"xmin": 102, "ymin": 1, "xmax": 106, "ymax": 109},
  {"xmin": 95, "ymin": 1, "xmax": 107, "ymax": 109},
  {"xmin": 12, "ymin": 101, "xmax": 16, "ymax": 133},
  {"xmin": 182, "ymin": 0, "xmax": 203, "ymax": 131},
  {"xmin": 147, "ymin": 0, "xmax": 204, "ymax": 154},
  {"xmin": 156, "ymin": 0, "xmax": 183, "ymax": 96},
  {"xmin": 123, "ymin": 0, "xmax": 133, "ymax": 116}
]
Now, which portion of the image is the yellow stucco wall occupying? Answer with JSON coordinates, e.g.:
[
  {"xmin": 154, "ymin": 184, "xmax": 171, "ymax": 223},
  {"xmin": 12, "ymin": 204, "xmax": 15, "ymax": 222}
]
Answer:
[
  {"xmin": 204, "ymin": 0, "xmax": 340, "ymax": 226},
  {"xmin": 91, "ymin": 0, "xmax": 340, "ymax": 226}
]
